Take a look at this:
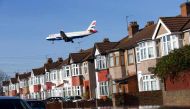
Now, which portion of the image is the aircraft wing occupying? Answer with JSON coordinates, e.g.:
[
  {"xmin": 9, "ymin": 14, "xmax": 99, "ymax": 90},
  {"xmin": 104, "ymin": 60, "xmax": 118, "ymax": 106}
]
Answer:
[
  {"xmin": 60, "ymin": 31, "xmax": 67, "ymax": 39},
  {"xmin": 60, "ymin": 31, "xmax": 73, "ymax": 42}
]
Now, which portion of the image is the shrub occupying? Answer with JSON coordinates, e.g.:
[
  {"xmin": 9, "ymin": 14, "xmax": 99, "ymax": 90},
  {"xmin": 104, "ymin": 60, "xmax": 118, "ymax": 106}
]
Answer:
[{"xmin": 153, "ymin": 45, "xmax": 190, "ymax": 80}]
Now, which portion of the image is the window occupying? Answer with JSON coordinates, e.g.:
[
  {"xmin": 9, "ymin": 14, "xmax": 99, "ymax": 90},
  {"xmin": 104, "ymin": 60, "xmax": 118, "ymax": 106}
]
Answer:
[
  {"xmin": 115, "ymin": 53, "xmax": 120, "ymax": 66},
  {"xmin": 136, "ymin": 47, "xmax": 140, "ymax": 63},
  {"xmin": 108, "ymin": 53, "xmax": 114, "ymax": 67},
  {"xmin": 72, "ymin": 86, "xmax": 81, "ymax": 96},
  {"xmin": 99, "ymin": 81, "xmax": 109, "ymax": 96},
  {"xmin": 83, "ymin": 62, "xmax": 88, "ymax": 74},
  {"xmin": 137, "ymin": 41, "xmax": 156, "ymax": 61},
  {"xmin": 96, "ymin": 55, "xmax": 106, "ymax": 70},
  {"xmin": 62, "ymin": 66, "xmax": 70, "ymax": 78},
  {"xmin": 72, "ymin": 64, "xmax": 81, "ymax": 76},
  {"xmin": 108, "ymin": 52, "xmax": 122, "ymax": 67},
  {"xmin": 46, "ymin": 72, "xmax": 49, "ymax": 82},
  {"xmin": 127, "ymin": 50, "xmax": 134, "ymax": 64},
  {"xmin": 142, "ymin": 74, "xmax": 159, "ymax": 91},
  {"xmin": 161, "ymin": 35, "xmax": 181, "ymax": 56}
]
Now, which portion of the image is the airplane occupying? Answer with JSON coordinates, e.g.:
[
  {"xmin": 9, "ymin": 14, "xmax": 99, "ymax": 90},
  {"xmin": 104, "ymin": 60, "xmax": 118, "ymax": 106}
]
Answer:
[{"xmin": 46, "ymin": 20, "xmax": 97, "ymax": 43}]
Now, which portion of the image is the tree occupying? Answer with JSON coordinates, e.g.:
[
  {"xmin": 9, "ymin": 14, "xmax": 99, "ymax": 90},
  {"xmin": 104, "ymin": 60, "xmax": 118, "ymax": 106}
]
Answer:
[
  {"xmin": 153, "ymin": 45, "xmax": 190, "ymax": 80},
  {"xmin": 0, "ymin": 70, "xmax": 10, "ymax": 95}
]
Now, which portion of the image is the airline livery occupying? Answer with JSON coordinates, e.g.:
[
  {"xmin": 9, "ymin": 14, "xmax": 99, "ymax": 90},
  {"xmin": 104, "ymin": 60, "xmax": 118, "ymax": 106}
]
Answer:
[{"xmin": 46, "ymin": 20, "xmax": 97, "ymax": 43}]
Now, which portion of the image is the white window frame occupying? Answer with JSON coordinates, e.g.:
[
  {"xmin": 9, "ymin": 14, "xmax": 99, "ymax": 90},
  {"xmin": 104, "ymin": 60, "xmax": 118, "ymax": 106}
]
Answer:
[
  {"xmin": 161, "ymin": 35, "xmax": 179, "ymax": 56},
  {"xmin": 142, "ymin": 74, "xmax": 160, "ymax": 91},
  {"xmin": 137, "ymin": 41, "xmax": 156, "ymax": 61},
  {"xmin": 99, "ymin": 81, "xmax": 109, "ymax": 96},
  {"xmin": 72, "ymin": 86, "xmax": 82, "ymax": 96},
  {"xmin": 83, "ymin": 62, "xmax": 88, "ymax": 74},
  {"xmin": 96, "ymin": 55, "xmax": 107, "ymax": 70},
  {"xmin": 72, "ymin": 64, "xmax": 81, "ymax": 76}
]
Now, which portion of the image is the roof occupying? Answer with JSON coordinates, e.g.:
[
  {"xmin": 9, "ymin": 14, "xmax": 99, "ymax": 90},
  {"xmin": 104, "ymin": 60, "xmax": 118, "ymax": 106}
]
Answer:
[
  {"xmin": 32, "ymin": 67, "xmax": 45, "ymax": 76},
  {"xmin": 160, "ymin": 17, "xmax": 190, "ymax": 32},
  {"xmin": 44, "ymin": 59, "xmax": 63, "ymax": 72},
  {"xmin": 69, "ymin": 48, "xmax": 93, "ymax": 63},
  {"xmin": 2, "ymin": 81, "xmax": 10, "ymax": 86},
  {"xmin": 115, "ymin": 24, "xmax": 156, "ymax": 50},
  {"xmin": 10, "ymin": 78, "xmax": 18, "ymax": 84},
  {"xmin": 94, "ymin": 39, "xmax": 118, "ymax": 55},
  {"xmin": 19, "ymin": 72, "xmax": 31, "ymax": 80}
]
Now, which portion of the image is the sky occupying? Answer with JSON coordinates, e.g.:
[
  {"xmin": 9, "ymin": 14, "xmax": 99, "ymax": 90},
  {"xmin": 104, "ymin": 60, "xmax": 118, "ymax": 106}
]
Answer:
[{"xmin": 0, "ymin": 0, "xmax": 185, "ymax": 76}]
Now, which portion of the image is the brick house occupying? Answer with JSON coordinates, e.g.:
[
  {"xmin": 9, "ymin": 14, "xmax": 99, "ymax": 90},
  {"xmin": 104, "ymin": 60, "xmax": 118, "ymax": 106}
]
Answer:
[
  {"xmin": 152, "ymin": 2, "xmax": 190, "ymax": 91},
  {"xmin": 68, "ymin": 48, "xmax": 96, "ymax": 99},
  {"xmin": 9, "ymin": 77, "xmax": 19, "ymax": 96},
  {"xmin": 31, "ymin": 67, "xmax": 46, "ymax": 99},
  {"xmin": 93, "ymin": 38, "xmax": 118, "ymax": 99},
  {"xmin": 2, "ymin": 81, "xmax": 9, "ymax": 96},
  {"xmin": 18, "ymin": 72, "xmax": 31, "ymax": 99},
  {"xmin": 44, "ymin": 58, "xmax": 63, "ymax": 98}
]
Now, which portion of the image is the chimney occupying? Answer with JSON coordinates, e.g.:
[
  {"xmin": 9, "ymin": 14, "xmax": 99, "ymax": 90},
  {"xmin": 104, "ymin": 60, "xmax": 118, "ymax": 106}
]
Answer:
[
  {"xmin": 145, "ymin": 21, "xmax": 154, "ymax": 27},
  {"xmin": 47, "ymin": 58, "xmax": 53, "ymax": 64},
  {"xmin": 180, "ymin": 2, "xmax": 190, "ymax": 17},
  {"xmin": 128, "ymin": 21, "xmax": 139, "ymax": 38},
  {"xmin": 103, "ymin": 38, "xmax": 110, "ymax": 43},
  {"xmin": 79, "ymin": 49, "xmax": 84, "ymax": 52},
  {"xmin": 57, "ymin": 57, "xmax": 63, "ymax": 63}
]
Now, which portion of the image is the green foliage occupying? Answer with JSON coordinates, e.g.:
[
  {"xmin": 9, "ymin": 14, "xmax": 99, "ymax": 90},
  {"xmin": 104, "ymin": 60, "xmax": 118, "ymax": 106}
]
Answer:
[{"xmin": 153, "ymin": 45, "xmax": 190, "ymax": 79}]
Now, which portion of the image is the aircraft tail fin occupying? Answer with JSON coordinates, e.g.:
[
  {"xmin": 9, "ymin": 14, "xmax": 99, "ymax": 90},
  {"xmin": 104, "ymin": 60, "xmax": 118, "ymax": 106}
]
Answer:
[{"xmin": 87, "ymin": 20, "xmax": 96, "ymax": 32}]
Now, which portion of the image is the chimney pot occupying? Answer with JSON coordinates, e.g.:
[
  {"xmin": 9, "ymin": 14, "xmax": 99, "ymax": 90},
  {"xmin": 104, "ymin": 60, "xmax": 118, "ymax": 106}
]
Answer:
[
  {"xmin": 47, "ymin": 58, "xmax": 53, "ymax": 64},
  {"xmin": 128, "ymin": 21, "xmax": 139, "ymax": 38},
  {"xmin": 103, "ymin": 38, "xmax": 110, "ymax": 43},
  {"xmin": 146, "ymin": 21, "xmax": 154, "ymax": 27}
]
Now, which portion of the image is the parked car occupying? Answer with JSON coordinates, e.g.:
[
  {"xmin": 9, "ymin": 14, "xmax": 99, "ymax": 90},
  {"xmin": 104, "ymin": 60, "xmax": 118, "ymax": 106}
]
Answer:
[
  {"xmin": 26, "ymin": 99, "xmax": 46, "ymax": 109},
  {"xmin": 65, "ymin": 96, "xmax": 82, "ymax": 102},
  {"xmin": 0, "ymin": 96, "xmax": 32, "ymax": 109},
  {"xmin": 45, "ymin": 97, "xmax": 64, "ymax": 102}
]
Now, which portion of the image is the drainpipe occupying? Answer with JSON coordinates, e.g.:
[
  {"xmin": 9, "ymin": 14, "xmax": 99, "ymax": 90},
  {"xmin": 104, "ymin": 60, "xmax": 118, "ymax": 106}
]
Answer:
[{"xmin": 133, "ymin": 47, "xmax": 139, "ymax": 91}]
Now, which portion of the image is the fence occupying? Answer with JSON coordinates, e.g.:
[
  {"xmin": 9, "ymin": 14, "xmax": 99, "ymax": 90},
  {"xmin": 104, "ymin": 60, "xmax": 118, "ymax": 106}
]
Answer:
[{"xmin": 46, "ymin": 99, "xmax": 113, "ymax": 109}]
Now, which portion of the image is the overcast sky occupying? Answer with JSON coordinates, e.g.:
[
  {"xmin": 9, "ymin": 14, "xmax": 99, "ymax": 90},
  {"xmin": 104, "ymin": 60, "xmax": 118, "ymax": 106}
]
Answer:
[{"xmin": 0, "ymin": 0, "xmax": 185, "ymax": 75}]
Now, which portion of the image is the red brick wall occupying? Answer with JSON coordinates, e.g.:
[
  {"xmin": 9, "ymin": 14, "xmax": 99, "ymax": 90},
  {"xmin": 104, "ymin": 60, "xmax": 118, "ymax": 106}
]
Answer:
[
  {"xmin": 72, "ymin": 75, "xmax": 83, "ymax": 86},
  {"xmin": 12, "ymin": 90, "xmax": 17, "ymax": 96},
  {"xmin": 46, "ymin": 82, "xmax": 52, "ymax": 90},
  {"xmin": 165, "ymin": 71, "xmax": 190, "ymax": 91},
  {"xmin": 34, "ymin": 85, "xmax": 41, "ymax": 92},
  {"xmin": 19, "ymin": 88, "xmax": 23, "ymax": 94},
  {"xmin": 98, "ymin": 70, "xmax": 109, "ymax": 82}
]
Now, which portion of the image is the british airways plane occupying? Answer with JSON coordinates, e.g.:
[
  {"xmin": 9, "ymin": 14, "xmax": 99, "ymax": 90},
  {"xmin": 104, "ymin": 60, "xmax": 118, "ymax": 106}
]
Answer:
[{"xmin": 46, "ymin": 20, "xmax": 97, "ymax": 43}]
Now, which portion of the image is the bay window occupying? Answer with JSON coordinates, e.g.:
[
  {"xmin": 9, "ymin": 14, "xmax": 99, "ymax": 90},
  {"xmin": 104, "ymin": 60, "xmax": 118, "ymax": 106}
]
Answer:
[
  {"xmin": 161, "ymin": 35, "xmax": 182, "ymax": 56},
  {"xmin": 108, "ymin": 52, "xmax": 122, "ymax": 67},
  {"xmin": 99, "ymin": 81, "xmax": 109, "ymax": 96},
  {"xmin": 83, "ymin": 62, "xmax": 88, "ymax": 74},
  {"xmin": 136, "ymin": 41, "xmax": 156, "ymax": 62},
  {"xmin": 72, "ymin": 64, "xmax": 81, "ymax": 76},
  {"xmin": 108, "ymin": 54, "xmax": 114, "ymax": 67},
  {"xmin": 96, "ymin": 55, "xmax": 107, "ymax": 70},
  {"xmin": 142, "ymin": 74, "xmax": 160, "ymax": 91},
  {"xmin": 127, "ymin": 50, "xmax": 134, "ymax": 65},
  {"xmin": 72, "ymin": 86, "xmax": 82, "ymax": 96},
  {"xmin": 63, "ymin": 66, "xmax": 71, "ymax": 78}
]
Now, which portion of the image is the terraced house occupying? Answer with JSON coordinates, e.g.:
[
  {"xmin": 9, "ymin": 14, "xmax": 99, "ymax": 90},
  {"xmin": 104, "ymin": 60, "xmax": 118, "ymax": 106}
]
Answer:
[
  {"xmin": 93, "ymin": 38, "xmax": 118, "ymax": 99},
  {"xmin": 2, "ymin": 2, "xmax": 190, "ymax": 104},
  {"xmin": 152, "ymin": 2, "xmax": 190, "ymax": 90},
  {"xmin": 18, "ymin": 72, "xmax": 31, "ymax": 99}
]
